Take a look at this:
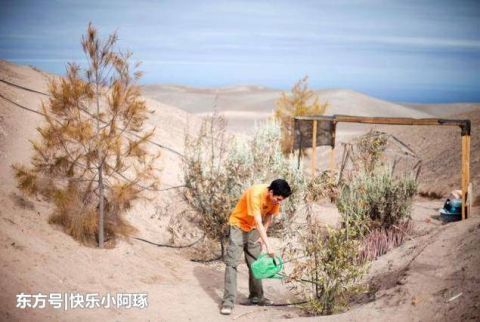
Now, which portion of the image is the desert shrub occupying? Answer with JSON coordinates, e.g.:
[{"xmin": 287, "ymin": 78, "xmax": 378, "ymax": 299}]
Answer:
[
  {"xmin": 283, "ymin": 224, "xmax": 366, "ymax": 315},
  {"xmin": 354, "ymin": 130, "xmax": 388, "ymax": 173},
  {"xmin": 13, "ymin": 24, "xmax": 159, "ymax": 247},
  {"xmin": 183, "ymin": 113, "xmax": 234, "ymax": 254},
  {"xmin": 306, "ymin": 170, "xmax": 339, "ymax": 203},
  {"xmin": 336, "ymin": 167, "xmax": 417, "ymax": 239},
  {"xmin": 183, "ymin": 114, "xmax": 306, "ymax": 256},
  {"xmin": 275, "ymin": 76, "xmax": 328, "ymax": 153},
  {"xmin": 336, "ymin": 130, "xmax": 417, "ymax": 241}
]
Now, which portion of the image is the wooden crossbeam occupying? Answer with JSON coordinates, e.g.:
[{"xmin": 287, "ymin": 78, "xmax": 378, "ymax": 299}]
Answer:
[{"xmin": 294, "ymin": 114, "xmax": 472, "ymax": 220}]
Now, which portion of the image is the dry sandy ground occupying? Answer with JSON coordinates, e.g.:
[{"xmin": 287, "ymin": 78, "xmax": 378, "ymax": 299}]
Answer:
[{"xmin": 1, "ymin": 60, "xmax": 480, "ymax": 321}]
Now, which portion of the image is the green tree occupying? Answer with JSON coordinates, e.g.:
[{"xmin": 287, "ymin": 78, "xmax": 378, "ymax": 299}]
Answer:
[{"xmin": 13, "ymin": 23, "xmax": 159, "ymax": 247}]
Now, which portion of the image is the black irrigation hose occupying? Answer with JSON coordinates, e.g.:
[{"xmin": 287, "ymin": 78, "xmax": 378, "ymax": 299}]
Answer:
[
  {"xmin": 258, "ymin": 300, "xmax": 309, "ymax": 307},
  {"xmin": 0, "ymin": 93, "xmax": 47, "ymax": 117},
  {"xmin": 0, "ymin": 78, "xmax": 184, "ymax": 158},
  {"xmin": 133, "ymin": 234, "xmax": 205, "ymax": 249},
  {"xmin": 190, "ymin": 254, "xmax": 223, "ymax": 263},
  {"xmin": 133, "ymin": 235, "xmax": 224, "ymax": 263},
  {"xmin": 0, "ymin": 78, "xmax": 49, "ymax": 96},
  {"xmin": 1, "ymin": 91, "xmax": 186, "ymax": 194}
]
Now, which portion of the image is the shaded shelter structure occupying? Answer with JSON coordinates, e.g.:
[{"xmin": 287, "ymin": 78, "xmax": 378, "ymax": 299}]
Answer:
[{"xmin": 294, "ymin": 115, "xmax": 472, "ymax": 220}]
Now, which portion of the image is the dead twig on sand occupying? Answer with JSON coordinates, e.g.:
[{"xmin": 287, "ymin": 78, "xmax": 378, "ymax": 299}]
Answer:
[
  {"xmin": 447, "ymin": 292, "xmax": 463, "ymax": 302},
  {"xmin": 232, "ymin": 308, "xmax": 268, "ymax": 320}
]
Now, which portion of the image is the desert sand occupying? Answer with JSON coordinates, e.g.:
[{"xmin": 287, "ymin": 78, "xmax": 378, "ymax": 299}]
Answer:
[{"xmin": 1, "ymin": 60, "xmax": 479, "ymax": 321}]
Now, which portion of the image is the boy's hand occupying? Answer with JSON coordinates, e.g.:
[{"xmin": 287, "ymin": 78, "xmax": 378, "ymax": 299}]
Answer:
[
  {"xmin": 256, "ymin": 238, "xmax": 275, "ymax": 257},
  {"xmin": 256, "ymin": 237, "xmax": 264, "ymax": 249},
  {"xmin": 265, "ymin": 246, "xmax": 275, "ymax": 258}
]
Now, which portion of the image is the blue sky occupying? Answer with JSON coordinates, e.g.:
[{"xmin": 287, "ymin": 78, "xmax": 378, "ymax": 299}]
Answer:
[{"xmin": 1, "ymin": 0, "xmax": 479, "ymax": 103}]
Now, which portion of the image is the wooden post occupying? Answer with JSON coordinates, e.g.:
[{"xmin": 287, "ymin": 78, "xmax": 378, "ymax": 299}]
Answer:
[
  {"xmin": 461, "ymin": 134, "xmax": 470, "ymax": 220},
  {"xmin": 468, "ymin": 183, "xmax": 473, "ymax": 220},
  {"xmin": 329, "ymin": 147, "xmax": 335, "ymax": 172},
  {"xmin": 295, "ymin": 118, "xmax": 302, "ymax": 169},
  {"xmin": 330, "ymin": 121, "xmax": 336, "ymax": 172},
  {"xmin": 312, "ymin": 120, "xmax": 317, "ymax": 176}
]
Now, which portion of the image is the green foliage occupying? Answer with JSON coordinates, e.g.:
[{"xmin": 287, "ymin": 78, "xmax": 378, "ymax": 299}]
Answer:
[
  {"xmin": 12, "ymin": 23, "xmax": 159, "ymax": 246},
  {"xmin": 336, "ymin": 131, "xmax": 417, "ymax": 240},
  {"xmin": 336, "ymin": 167, "xmax": 417, "ymax": 238},
  {"xmin": 183, "ymin": 114, "xmax": 306, "ymax": 251},
  {"xmin": 284, "ymin": 224, "xmax": 366, "ymax": 315},
  {"xmin": 281, "ymin": 130, "xmax": 416, "ymax": 316}
]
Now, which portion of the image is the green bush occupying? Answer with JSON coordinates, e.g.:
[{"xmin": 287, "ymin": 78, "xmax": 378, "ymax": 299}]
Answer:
[
  {"xmin": 336, "ymin": 167, "xmax": 417, "ymax": 238},
  {"xmin": 283, "ymin": 224, "xmax": 366, "ymax": 315}
]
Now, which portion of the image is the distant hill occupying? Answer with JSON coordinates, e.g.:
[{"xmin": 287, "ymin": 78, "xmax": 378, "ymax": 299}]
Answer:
[
  {"xmin": 142, "ymin": 84, "xmax": 435, "ymax": 118},
  {"xmin": 404, "ymin": 103, "xmax": 480, "ymax": 118},
  {"xmin": 142, "ymin": 84, "xmax": 441, "ymax": 134}
]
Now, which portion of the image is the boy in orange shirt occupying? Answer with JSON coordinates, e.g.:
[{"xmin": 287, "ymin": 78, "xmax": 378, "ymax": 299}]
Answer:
[{"xmin": 220, "ymin": 179, "xmax": 292, "ymax": 315}]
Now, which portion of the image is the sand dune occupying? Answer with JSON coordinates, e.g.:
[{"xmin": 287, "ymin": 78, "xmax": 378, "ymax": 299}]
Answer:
[
  {"xmin": 142, "ymin": 84, "xmax": 435, "ymax": 117},
  {"xmin": 1, "ymin": 60, "xmax": 479, "ymax": 321},
  {"xmin": 142, "ymin": 84, "xmax": 436, "ymax": 135}
]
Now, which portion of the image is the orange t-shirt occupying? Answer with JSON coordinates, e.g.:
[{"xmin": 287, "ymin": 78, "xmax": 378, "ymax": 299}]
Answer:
[{"xmin": 229, "ymin": 184, "xmax": 280, "ymax": 232}]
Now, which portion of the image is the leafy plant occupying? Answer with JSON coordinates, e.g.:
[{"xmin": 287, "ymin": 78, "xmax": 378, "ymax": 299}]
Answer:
[
  {"xmin": 336, "ymin": 168, "xmax": 417, "ymax": 239},
  {"xmin": 283, "ymin": 224, "xmax": 366, "ymax": 315},
  {"xmin": 13, "ymin": 23, "xmax": 159, "ymax": 247}
]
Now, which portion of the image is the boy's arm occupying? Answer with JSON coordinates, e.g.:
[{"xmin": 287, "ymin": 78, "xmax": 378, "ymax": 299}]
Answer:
[
  {"xmin": 263, "ymin": 213, "xmax": 273, "ymax": 232},
  {"xmin": 253, "ymin": 213, "xmax": 275, "ymax": 257}
]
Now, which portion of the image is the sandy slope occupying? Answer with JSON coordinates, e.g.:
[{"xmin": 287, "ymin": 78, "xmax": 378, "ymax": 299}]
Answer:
[
  {"xmin": 1, "ymin": 60, "xmax": 480, "ymax": 321},
  {"xmin": 377, "ymin": 109, "xmax": 480, "ymax": 200}
]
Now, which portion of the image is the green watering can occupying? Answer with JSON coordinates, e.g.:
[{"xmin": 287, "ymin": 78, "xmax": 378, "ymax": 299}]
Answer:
[{"xmin": 251, "ymin": 253, "xmax": 284, "ymax": 279}]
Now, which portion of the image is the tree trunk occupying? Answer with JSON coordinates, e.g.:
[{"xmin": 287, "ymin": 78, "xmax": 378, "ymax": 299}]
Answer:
[
  {"xmin": 220, "ymin": 238, "xmax": 225, "ymax": 260},
  {"xmin": 95, "ymin": 79, "xmax": 105, "ymax": 248},
  {"xmin": 98, "ymin": 165, "xmax": 104, "ymax": 248}
]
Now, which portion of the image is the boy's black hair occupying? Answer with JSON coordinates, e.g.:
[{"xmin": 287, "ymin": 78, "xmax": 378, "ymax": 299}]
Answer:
[{"xmin": 268, "ymin": 179, "xmax": 292, "ymax": 198}]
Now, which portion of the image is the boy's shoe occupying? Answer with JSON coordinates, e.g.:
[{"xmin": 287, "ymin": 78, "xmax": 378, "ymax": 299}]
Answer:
[
  {"xmin": 220, "ymin": 305, "xmax": 233, "ymax": 315},
  {"xmin": 249, "ymin": 296, "xmax": 274, "ymax": 306}
]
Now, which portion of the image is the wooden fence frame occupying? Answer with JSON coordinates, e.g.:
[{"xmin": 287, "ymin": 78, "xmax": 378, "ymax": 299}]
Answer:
[{"xmin": 294, "ymin": 115, "xmax": 472, "ymax": 220}]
